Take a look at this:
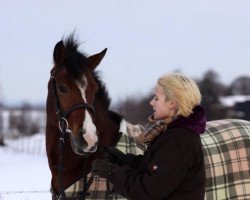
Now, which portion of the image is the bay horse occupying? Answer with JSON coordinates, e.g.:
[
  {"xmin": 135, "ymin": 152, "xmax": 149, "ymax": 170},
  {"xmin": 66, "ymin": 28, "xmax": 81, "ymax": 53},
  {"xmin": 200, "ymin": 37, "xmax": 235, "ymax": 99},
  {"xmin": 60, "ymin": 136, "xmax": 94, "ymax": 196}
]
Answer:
[{"xmin": 46, "ymin": 34, "xmax": 124, "ymax": 199}]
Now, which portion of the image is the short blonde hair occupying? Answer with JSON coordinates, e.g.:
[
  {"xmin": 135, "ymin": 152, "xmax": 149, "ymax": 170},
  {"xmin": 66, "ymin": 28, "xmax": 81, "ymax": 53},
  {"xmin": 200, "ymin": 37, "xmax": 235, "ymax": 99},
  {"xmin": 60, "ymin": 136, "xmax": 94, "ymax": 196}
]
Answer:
[{"xmin": 158, "ymin": 73, "xmax": 201, "ymax": 117}]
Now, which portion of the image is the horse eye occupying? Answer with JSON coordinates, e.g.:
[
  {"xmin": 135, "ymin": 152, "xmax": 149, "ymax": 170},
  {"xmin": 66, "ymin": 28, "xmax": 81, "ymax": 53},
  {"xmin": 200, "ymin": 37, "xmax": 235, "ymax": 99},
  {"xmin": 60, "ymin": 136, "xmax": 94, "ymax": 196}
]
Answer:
[{"xmin": 58, "ymin": 85, "xmax": 68, "ymax": 94}]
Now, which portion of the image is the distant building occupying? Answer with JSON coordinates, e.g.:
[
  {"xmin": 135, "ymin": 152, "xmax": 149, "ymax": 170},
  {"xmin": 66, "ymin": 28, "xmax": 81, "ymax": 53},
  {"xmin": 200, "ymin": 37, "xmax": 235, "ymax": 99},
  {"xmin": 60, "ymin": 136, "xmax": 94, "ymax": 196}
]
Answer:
[{"xmin": 220, "ymin": 95, "xmax": 250, "ymax": 120}]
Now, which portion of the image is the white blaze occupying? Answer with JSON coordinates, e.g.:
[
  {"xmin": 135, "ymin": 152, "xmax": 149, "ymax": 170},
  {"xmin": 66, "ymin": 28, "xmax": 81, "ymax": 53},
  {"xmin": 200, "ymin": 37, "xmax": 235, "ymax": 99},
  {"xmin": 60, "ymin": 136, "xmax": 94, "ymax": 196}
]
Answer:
[
  {"xmin": 76, "ymin": 77, "xmax": 98, "ymax": 151},
  {"xmin": 83, "ymin": 110, "xmax": 98, "ymax": 150}
]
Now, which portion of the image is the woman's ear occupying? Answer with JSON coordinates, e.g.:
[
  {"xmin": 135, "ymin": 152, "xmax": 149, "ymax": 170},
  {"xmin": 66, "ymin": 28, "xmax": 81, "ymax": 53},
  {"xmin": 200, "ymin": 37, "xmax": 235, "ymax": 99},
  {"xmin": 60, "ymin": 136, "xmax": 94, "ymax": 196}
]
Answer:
[
  {"xmin": 170, "ymin": 99, "xmax": 177, "ymax": 108},
  {"xmin": 170, "ymin": 100, "xmax": 178, "ymax": 115}
]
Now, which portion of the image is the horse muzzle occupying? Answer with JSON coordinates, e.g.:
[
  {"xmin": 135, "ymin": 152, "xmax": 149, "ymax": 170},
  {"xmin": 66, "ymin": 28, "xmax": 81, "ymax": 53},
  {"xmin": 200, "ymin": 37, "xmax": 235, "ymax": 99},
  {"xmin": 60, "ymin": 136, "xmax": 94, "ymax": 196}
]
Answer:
[{"xmin": 69, "ymin": 132, "xmax": 98, "ymax": 156}]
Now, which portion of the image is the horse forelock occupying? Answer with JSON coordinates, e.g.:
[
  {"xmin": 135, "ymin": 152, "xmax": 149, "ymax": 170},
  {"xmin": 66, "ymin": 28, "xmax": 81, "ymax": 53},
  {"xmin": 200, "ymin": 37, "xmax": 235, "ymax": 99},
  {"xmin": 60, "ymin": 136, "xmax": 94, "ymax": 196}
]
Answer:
[{"xmin": 63, "ymin": 34, "xmax": 90, "ymax": 81}]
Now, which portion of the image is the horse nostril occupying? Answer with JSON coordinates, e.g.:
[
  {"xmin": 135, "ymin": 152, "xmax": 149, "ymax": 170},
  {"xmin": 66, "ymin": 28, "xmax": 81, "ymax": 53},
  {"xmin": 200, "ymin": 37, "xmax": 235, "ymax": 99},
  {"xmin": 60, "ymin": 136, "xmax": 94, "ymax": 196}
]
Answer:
[
  {"xmin": 89, "ymin": 142, "xmax": 98, "ymax": 152},
  {"xmin": 79, "ymin": 131, "xmax": 84, "ymax": 135},
  {"xmin": 89, "ymin": 146, "xmax": 95, "ymax": 152}
]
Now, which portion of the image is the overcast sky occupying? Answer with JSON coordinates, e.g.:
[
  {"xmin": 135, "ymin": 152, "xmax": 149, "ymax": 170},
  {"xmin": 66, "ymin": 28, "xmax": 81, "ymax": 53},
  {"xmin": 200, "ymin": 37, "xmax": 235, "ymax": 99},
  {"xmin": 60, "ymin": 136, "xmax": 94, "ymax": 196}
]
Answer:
[{"xmin": 1, "ymin": 0, "xmax": 250, "ymax": 106}]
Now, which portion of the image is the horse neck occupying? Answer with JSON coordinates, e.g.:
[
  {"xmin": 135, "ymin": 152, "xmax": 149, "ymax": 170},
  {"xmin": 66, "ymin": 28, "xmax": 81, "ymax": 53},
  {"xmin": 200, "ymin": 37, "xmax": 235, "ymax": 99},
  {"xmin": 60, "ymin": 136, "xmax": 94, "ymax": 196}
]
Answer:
[{"xmin": 94, "ymin": 102, "xmax": 122, "ymax": 147}]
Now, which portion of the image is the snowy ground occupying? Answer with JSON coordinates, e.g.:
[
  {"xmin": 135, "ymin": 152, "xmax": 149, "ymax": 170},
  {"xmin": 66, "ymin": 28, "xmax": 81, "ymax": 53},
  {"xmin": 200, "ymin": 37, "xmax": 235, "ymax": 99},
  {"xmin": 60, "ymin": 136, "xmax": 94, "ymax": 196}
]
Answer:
[{"xmin": 0, "ymin": 134, "xmax": 51, "ymax": 200}]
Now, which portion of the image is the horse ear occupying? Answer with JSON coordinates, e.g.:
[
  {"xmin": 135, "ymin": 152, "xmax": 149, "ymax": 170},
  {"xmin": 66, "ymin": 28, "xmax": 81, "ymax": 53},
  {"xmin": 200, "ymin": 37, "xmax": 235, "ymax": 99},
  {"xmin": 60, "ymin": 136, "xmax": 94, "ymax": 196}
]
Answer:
[
  {"xmin": 53, "ymin": 41, "xmax": 67, "ymax": 65},
  {"xmin": 88, "ymin": 48, "xmax": 107, "ymax": 70}
]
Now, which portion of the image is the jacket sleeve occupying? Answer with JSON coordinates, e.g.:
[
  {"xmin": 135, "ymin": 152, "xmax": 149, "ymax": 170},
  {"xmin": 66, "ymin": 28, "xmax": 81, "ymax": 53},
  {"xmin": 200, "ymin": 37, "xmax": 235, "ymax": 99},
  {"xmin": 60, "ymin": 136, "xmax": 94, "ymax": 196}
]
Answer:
[
  {"xmin": 121, "ymin": 153, "xmax": 143, "ymax": 170},
  {"xmin": 109, "ymin": 133, "xmax": 194, "ymax": 200}
]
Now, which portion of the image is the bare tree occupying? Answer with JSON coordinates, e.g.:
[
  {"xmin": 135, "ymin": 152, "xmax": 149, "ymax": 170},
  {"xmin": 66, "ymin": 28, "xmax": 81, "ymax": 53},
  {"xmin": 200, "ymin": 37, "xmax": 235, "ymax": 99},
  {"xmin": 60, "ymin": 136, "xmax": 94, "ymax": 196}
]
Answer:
[
  {"xmin": 113, "ymin": 93, "xmax": 153, "ymax": 125},
  {"xmin": 8, "ymin": 103, "xmax": 40, "ymax": 137},
  {"xmin": 0, "ymin": 86, "xmax": 4, "ymax": 145},
  {"xmin": 0, "ymin": 104, "xmax": 4, "ymax": 146},
  {"xmin": 228, "ymin": 76, "xmax": 250, "ymax": 95},
  {"xmin": 198, "ymin": 70, "xmax": 227, "ymax": 120}
]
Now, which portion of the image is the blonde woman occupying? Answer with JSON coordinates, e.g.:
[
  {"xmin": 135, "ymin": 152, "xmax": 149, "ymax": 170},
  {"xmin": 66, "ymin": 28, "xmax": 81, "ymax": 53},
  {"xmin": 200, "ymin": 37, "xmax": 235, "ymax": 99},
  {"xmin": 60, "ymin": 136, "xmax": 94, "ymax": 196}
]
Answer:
[{"xmin": 92, "ymin": 73, "xmax": 206, "ymax": 200}]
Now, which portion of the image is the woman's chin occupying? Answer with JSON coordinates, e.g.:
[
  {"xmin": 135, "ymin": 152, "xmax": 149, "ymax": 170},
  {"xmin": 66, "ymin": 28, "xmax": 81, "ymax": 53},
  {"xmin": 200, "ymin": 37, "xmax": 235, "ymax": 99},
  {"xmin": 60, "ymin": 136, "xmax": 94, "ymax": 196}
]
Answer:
[{"xmin": 153, "ymin": 113, "xmax": 159, "ymax": 119}]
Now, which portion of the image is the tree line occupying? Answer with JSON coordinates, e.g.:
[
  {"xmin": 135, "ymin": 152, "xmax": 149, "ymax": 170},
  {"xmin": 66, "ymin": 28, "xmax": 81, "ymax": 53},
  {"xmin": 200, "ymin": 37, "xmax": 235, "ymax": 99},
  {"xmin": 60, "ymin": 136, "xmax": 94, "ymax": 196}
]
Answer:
[{"xmin": 112, "ymin": 70, "xmax": 250, "ymax": 124}]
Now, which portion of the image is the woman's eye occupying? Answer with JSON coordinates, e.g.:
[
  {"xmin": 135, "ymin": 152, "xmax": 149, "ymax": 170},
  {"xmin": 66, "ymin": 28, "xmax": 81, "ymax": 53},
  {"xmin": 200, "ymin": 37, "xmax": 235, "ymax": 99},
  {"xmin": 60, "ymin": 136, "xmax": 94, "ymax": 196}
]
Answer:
[{"xmin": 58, "ymin": 85, "xmax": 68, "ymax": 94}]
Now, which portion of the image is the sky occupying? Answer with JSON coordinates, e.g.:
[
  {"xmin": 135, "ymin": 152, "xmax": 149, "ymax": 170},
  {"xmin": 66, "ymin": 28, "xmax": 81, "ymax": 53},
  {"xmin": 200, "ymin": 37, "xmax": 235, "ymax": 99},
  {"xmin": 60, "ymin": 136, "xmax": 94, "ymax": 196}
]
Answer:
[{"xmin": 1, "ymin": 0, "xmax": 250, "ymax": 106}]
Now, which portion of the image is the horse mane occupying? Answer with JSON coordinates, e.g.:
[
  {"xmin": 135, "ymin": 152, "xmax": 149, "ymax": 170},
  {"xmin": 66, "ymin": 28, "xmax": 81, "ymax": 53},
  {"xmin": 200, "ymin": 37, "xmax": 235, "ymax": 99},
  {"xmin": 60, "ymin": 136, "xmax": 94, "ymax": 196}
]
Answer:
[
  {"xmin": 63, "ymin": 34, "xmax": 111, "ymax": 110},
  {"xmin": 93, "ymin": 71, "xmax": 111, "ymax": 110}
]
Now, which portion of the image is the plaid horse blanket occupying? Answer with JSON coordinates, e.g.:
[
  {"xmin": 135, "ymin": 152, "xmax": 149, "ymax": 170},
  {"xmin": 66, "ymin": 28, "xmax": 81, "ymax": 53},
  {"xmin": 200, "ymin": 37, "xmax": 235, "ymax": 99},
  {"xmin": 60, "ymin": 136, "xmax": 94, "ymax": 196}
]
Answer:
[
  {"xmin": 63, "ymin": 119, "xmax": 250, "ymax": 200},
  {"xmin": 203, "ymin": 119, "xmax": 250, "ymax": 200}
]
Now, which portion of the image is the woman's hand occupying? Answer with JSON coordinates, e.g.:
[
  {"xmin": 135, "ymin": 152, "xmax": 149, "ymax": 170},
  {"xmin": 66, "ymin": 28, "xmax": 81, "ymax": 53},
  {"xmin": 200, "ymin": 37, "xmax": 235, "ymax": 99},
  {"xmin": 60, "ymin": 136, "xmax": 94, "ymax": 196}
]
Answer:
[
  {"xmin": 91, "ymin": 159, "xmax": 113, "ymax": 179},
  {"xmin": 102, "ymin": 146, "xmax": 125, "ymax": 166}
]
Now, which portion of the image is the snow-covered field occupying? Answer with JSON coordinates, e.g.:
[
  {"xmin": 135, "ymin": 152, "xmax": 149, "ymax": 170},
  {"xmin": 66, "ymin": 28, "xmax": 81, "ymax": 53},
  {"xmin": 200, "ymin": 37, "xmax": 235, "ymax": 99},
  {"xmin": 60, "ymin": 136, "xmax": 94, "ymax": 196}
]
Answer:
[{"xmin": 0, "ymin": 134, "xmax": 51, "ymax": 200}]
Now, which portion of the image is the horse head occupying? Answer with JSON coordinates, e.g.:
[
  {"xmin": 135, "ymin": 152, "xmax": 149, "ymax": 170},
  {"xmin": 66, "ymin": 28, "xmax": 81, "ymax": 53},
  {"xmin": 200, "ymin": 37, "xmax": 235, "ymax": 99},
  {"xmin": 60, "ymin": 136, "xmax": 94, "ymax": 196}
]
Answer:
[{"xmin": 49, "ymin": 35, "xmax": 107, "ymax": 156}]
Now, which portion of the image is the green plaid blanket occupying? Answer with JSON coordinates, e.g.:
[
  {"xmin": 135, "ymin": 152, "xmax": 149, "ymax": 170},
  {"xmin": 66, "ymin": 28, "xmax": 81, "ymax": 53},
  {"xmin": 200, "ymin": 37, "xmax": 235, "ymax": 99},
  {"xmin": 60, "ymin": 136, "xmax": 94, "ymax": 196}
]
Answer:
[
  {"xmin": 203, "ymin": 119, "xmax": 250, "ymax": 200},
  {"xmin": 64, "ymin": 119, "xmax": 250, "ymax": 200}
]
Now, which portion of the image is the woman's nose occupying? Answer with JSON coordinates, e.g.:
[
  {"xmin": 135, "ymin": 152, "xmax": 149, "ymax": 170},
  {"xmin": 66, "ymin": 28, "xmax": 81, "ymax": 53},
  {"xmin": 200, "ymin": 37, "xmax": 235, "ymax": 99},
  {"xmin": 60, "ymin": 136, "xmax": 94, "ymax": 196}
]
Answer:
[{"xmin": 150, "ymin": 99, "xmax": 154, "ymax": 106}]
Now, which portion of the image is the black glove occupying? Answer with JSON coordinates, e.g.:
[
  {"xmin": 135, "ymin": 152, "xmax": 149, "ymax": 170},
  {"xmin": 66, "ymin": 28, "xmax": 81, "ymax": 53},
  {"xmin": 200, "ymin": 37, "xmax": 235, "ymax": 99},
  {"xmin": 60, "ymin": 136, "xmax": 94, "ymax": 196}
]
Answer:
[
  {"xmin": 102, "ymin": 146, "xmax": 125, "ymax": 166},
  {"xmin": 92, "ymin": 159, "xmax": 113, "ymax": 179}
]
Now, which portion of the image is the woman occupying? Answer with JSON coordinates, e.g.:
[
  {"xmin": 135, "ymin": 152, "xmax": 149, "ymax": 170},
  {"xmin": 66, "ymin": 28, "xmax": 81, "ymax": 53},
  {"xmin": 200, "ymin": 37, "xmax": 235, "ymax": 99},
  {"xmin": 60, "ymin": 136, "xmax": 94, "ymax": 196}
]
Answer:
[{"xmin": 92, "ymin": 73, "xmax": 206, "ymax": 200}]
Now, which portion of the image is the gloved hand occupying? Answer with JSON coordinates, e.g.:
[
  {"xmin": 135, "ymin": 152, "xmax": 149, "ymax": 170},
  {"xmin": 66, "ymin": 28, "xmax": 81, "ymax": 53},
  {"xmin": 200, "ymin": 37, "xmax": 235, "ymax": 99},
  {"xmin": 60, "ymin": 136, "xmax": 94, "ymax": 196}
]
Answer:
[
  {"xmin": 102, "ymin": 146, "xmax": 125, "ymax": 166},
  {"xmin": 92, "ymin": 159, "xmax": 113, "ymax": 179}
]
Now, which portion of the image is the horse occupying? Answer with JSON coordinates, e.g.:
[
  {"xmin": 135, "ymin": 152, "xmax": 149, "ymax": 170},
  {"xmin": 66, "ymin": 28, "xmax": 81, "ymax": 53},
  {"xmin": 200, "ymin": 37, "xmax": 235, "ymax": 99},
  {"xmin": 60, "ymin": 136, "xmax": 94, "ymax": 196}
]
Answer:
[
  {"xmin": 46, "ymin": 34, "xmax": 129, "ymax": 199},
  {"xmin": 46, "ymin": 34, "xmax": 250, "ymax": 200}
]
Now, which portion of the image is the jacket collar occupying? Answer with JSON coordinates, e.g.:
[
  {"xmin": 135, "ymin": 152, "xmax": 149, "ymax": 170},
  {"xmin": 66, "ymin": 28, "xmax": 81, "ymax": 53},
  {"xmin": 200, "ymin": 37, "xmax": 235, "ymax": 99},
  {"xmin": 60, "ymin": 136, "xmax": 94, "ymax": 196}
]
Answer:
[{"xmin": 168, "ymin": 106, "xmax": 206, "ymax": 134}]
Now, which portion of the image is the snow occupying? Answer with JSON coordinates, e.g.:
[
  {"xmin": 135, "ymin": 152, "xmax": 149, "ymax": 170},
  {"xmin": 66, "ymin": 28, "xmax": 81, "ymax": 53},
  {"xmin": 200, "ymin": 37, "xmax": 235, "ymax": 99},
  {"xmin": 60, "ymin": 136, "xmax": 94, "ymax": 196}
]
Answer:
[
  {"xmin": 0, "ymin": 134, "xmax": 51, "ymax": 200},
  {"xmin": 220, "ymin": 95, "xmax": 250, "ymax": 107}
]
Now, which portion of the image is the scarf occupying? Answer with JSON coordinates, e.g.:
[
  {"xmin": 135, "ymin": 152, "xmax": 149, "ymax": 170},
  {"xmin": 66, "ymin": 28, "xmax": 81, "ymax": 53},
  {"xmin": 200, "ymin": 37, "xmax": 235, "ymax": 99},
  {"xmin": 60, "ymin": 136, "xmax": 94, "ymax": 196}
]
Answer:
[{"xmin": 136, "ymin": 115, "xmax": 173, "ymax": 151}]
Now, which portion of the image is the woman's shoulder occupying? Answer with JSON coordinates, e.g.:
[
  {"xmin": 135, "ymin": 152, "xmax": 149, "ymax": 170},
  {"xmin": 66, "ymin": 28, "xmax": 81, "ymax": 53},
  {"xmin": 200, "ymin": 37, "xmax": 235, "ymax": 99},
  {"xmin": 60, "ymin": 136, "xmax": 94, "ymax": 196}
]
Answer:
[
  {"xmin": 165, "ymin": 126, "xmax": 200, "ymax": 140},
  {"xmin": 152, "ymin": 127, "xmax": 201, "ymax": 151}
]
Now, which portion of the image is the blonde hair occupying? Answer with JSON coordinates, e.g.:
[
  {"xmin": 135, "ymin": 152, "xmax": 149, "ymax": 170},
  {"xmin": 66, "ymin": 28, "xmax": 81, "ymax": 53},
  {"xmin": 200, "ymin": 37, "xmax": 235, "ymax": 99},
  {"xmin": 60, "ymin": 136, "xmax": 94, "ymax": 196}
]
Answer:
[{"xmin": 158, "ymin": 73, "xmax": 201, "ymax": 117}]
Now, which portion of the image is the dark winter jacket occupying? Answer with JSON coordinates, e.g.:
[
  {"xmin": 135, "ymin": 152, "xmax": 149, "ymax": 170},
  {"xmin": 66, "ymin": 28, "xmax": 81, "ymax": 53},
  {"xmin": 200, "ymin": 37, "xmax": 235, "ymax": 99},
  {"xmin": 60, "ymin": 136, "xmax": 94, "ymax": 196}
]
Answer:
[{"xmin": 109, "ymin": 106, "xmax": 206, "ymax": 200}]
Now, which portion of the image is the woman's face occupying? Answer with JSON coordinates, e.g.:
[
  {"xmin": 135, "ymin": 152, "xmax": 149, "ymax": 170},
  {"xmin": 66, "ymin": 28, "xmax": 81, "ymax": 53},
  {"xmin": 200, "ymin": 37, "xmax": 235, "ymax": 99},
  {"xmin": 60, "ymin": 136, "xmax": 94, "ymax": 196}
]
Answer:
[{"xmin": 150, "ymin": 84, "xmax": 176, "ymax": 120}]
